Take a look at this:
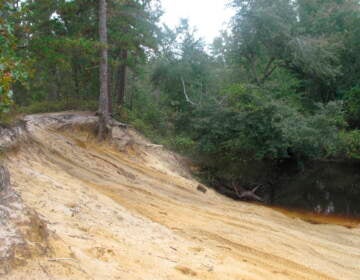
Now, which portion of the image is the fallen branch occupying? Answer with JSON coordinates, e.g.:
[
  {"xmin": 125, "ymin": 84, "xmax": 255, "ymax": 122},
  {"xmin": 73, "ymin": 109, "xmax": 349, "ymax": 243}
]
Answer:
[
  {"xmin": 144, "ymin": 144, "xmax": 163, "ymax": 149},
  {"xmin": 181, "ymin": 77, "xmax": 197, "ymax": 106},
  {"xmin": 233, "ymin": 183, "xmax": 263, "ymax": 202}
]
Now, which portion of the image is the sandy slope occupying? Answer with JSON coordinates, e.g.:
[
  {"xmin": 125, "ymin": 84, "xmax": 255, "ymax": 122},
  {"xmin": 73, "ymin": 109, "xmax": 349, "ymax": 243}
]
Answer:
[{"xmin": 1, "ymin": 112, "xmax": 360, "ymax": 280}]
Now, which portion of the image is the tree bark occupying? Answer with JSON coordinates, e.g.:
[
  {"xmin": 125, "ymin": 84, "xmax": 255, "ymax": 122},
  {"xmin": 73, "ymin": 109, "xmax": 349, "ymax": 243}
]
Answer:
[
  {"xmin": 180, "ymin": 77, "xmax": 196, "ymax": 106},
  {"xmin": 98, "ymin": 0, "xmax": 110, "ymax": 140},
  {"xmin": 260, "ymin": 57, "xmax": 276, "ymax": 84}
]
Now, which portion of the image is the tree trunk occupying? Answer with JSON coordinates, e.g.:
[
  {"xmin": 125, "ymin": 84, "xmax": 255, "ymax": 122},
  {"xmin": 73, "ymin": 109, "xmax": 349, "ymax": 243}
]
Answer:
[
  {"xmin": 115, "ymin": 49, "xmax": 128, "ymax": 106},
  {"xmin": 98, "ymin": 0, "xmax": 110, "ymax": 140}
]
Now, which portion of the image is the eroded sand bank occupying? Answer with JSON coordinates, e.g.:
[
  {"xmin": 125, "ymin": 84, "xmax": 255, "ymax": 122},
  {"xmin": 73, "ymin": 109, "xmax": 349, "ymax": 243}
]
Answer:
[{"xmin": 1, "ymin": 112, "xmax": 360, "ymax": 280}]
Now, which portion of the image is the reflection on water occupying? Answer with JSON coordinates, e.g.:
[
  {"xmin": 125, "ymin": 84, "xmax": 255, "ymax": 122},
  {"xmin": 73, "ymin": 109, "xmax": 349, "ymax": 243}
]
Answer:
[{"xmin": 273, "ymin": 160, "xmax": 360, "ymax": 217}]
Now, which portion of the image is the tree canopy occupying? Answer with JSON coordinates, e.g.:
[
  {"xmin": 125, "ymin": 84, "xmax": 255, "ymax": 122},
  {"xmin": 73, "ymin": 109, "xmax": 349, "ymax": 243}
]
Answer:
[{"xmin": 2, "ymin": 0, "xmax": 360, "ymax": 185}]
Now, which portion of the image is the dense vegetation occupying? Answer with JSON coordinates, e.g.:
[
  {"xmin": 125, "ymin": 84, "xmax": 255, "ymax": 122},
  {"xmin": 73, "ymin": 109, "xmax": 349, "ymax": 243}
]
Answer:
[{"xmin": 2, "ymin": 0, "xmax": 360, "ymax": 211}]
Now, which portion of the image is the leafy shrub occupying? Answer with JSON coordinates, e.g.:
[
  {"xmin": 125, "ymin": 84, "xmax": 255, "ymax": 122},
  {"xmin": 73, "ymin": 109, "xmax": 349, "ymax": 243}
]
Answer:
[
  {"xmin": 18, "ymin": 99, "xmax": 98, "ymax": 114},
  {"xmin": 169, "ymin": 135, "xmax": 195, "ymax": 154},
  {"xmin": 0, "ymin": 4, "xmax": 28, "ymax": 118},
  {"xmin": 194, "ymin": 84, "xmax": 345, "ymax": 163},
  {"xmin": 339, "ymin": 130, "xmax": 360, "ymax": 159},
  {"xmin": 344, "ymin": 87, "xmax": 360, "ymax": 128},
  {"xmin": 130, "ymin": 118, "xmax": 149, "ymax": 133}
]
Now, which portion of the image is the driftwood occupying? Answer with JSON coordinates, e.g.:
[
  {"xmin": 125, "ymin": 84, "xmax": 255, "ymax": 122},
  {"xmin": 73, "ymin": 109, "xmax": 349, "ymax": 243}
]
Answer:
[
  {"xmin": 232, "ymin": 183, "xmax": 263, "ymax": 202},
  {"xmin": 144, "ymin": 144, "xmax": 163, "ymax": 149}
]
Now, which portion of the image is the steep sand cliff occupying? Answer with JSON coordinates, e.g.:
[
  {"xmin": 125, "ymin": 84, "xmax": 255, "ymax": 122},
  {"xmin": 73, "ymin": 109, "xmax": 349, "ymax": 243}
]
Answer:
[{"xmin": 1, "ymin": 112, "xmax": 360, "ymax": 280}]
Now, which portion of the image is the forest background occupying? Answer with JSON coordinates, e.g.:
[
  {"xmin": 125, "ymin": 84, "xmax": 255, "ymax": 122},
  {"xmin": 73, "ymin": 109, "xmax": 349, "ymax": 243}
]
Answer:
[{"xmin": 2, "ymin": 0, "xmax": 360, "ymax": 209}]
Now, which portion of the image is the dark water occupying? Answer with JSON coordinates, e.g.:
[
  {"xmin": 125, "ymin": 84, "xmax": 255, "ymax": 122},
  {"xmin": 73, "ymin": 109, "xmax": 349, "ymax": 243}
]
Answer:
[
  {"xmin": 203, "ymin": 160, "xmax": 360, "ymax": 217},
  {"xmin": 273, "ymin": 160, "xmax": 360, "ymax": 217}
]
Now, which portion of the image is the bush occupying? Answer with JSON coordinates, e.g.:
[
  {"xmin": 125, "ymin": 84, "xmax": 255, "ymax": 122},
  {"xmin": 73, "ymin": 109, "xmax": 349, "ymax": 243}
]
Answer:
[
  {"xmin": 339, "ymin": 130, "xmax": 360, "ymax": 159},
  {"xmin": 169, "ymin": 135, "xmax": 195, "ymax": 154},
  {"xmin": 131, "ymin": 118, "xmax": 150, "ymax": 134},
  {"xmin": 193, "ymin": 84, "xmax": 345, "ymax": 163},
  {"xmin": 18, "ymin": 99, "xmax": 98, "ymax": 114},
  {"xmin": 344, "ymin": 87, "xmax": 360, "ymax": 127}
]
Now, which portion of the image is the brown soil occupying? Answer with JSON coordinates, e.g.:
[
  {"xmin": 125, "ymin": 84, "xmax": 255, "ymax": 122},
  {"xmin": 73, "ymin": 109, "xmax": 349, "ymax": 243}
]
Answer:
[{"xmin": 1, "ymin": 112, "xmax": 360, "ymax": 280}]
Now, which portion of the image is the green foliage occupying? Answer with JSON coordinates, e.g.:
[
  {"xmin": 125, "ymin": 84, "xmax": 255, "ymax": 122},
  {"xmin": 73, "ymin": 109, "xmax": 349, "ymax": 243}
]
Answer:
[
  {"xmin": 0, "ymin": 1, "xmax": 27, "ymax": 118},
  {"xmin": 5, "ymin": 0, "xmax": 160, "ymax": 108},
  {"xmin": 3, "ymin": 0, "xmax": 360, "ymax": 185},
  {"xmin": 18, "ymin": 99, "xmax": 98, "ymax": 114},
  {"xmin": 344, "ymin": 87, "xmax": 360, "ymax": 127},
  {"xmin": 339, "ymin": 130, "xmax": 360, "ymax": 159},
  {"xmin": 228, "ymin": 0, "xmax": 359, "ymax": 102},
  {"xmin": 168, "ymin": 135, "xmax": 195, "ymax": 154},
  {"xmin": 118, "ymin": 85, "xmax": 168, "ymax": 143},
  {"xmin": 152, "ymin": 20, "xmax": 213, "ymax": 108},
  {"xmin": 109, "ymin": 0, "xmax": 161, "ymax": 65},
  {"xmin": 194, "ymin": 85, "xmax": 345, "ymax": 164},
  {"xmin": 132, "ymin": 1, "xmax": 360, "ymax": 173}
]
